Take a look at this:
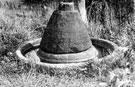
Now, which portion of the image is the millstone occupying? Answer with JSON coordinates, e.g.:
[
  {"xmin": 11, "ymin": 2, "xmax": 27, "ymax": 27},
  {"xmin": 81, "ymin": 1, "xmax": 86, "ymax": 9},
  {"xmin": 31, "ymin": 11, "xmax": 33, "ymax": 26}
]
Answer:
[
  {"xmin": 16, "ymin": 2, "xmax": 119, "ymax": 68},
  {"xmin": 40, "ymin": 2, "xmax": 92, "ymax": 54}
]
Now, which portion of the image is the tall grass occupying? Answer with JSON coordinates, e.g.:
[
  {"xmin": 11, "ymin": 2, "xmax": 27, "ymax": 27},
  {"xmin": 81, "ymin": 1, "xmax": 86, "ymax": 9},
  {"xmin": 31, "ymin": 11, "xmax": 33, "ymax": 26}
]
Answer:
[{"xmin": 86, "ymin": 0, "xmax": 135, "ymax": 48}]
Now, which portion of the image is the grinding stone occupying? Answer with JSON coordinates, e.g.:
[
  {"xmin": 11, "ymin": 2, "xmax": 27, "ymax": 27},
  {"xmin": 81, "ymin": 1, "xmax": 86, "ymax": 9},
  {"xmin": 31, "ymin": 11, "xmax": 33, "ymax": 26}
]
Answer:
[{"xmin": 40, "ymin": 2, "xmax": 92, "ymax": 54}]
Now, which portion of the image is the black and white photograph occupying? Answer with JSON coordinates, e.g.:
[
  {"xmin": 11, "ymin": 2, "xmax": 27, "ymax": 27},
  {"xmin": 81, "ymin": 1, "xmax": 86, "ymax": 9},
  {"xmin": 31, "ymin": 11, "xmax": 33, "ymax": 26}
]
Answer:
[{"xmin": 0, "ymin": 0, "xmax": 135, "ymax": 87}]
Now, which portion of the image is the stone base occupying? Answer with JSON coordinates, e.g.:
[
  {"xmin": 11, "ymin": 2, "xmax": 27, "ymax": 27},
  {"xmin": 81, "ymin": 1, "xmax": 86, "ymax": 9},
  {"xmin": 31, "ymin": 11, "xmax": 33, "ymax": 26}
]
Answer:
[
  {"xmin": 37, "ymin": 46, "xmax": 98, "ymax": 63},
  {"xmin": 16, "ymin": 38, "xmax": 118, "ymax": 69}
]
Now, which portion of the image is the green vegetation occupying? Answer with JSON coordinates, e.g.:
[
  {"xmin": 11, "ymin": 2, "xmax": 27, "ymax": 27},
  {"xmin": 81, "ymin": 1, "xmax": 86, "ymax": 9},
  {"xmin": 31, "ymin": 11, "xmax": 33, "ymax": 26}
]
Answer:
[{"xmin": 0, "ymin": 0, "xmax": 135, "ymax": 87}]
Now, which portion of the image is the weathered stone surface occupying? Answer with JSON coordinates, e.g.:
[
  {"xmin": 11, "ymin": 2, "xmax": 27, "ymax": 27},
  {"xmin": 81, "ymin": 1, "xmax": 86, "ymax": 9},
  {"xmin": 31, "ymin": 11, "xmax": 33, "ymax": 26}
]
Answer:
[{"xmin": 40, "ymin": 3, "xmax": 92, "ymax": 54}]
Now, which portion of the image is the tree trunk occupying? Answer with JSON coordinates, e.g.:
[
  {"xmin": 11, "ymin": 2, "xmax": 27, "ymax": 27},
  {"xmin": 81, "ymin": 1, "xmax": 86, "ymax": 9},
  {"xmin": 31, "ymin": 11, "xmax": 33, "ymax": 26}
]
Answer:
[{"xmin": 77, "ymin": 0, "xmax": 88, "ymax": 27}]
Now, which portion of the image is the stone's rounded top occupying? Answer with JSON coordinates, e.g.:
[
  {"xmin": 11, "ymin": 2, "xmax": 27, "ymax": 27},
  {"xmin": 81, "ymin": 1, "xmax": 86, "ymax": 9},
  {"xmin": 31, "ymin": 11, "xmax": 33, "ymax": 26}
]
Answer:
[
  {"xmin": 58, "ymin": 2, "xmax": 75, "ymax": 11},
  {"xmin": 40, "ymin": 6, "xmax": 92, "ymax": 54}
]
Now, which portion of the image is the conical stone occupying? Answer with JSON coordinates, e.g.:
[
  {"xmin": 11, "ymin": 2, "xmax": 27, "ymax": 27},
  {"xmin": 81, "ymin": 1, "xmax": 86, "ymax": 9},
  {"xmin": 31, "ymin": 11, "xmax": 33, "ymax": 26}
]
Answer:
[{"xmin": 40, "ymin": 2, "xmax": 92, "ymax": 54}]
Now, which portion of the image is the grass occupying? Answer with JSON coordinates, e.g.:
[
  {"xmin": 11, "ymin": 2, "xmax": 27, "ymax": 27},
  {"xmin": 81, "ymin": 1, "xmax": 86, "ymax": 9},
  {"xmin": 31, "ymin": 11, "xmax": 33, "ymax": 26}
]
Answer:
[{"xmin": 0, "ymin": 0, "xmax": 135, "ymax": 87}]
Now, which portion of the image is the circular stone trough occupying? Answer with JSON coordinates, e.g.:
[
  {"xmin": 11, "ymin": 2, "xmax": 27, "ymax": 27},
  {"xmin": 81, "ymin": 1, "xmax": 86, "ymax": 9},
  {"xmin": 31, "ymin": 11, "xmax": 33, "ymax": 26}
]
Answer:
[
  {"xmin": 16, "ymin": 2, "xmax": 118, "ymax": 69},
  {"xmin": 16, "ymin": 38, "xmax": 118, "ymax": 68}
]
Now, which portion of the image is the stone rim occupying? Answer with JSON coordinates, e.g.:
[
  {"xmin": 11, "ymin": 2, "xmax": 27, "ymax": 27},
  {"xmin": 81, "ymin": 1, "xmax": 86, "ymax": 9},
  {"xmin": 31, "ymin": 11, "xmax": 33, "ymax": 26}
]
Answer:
[{"xmin": 16, "ymin": 38, "xmax": 118, "ymax": 68}]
